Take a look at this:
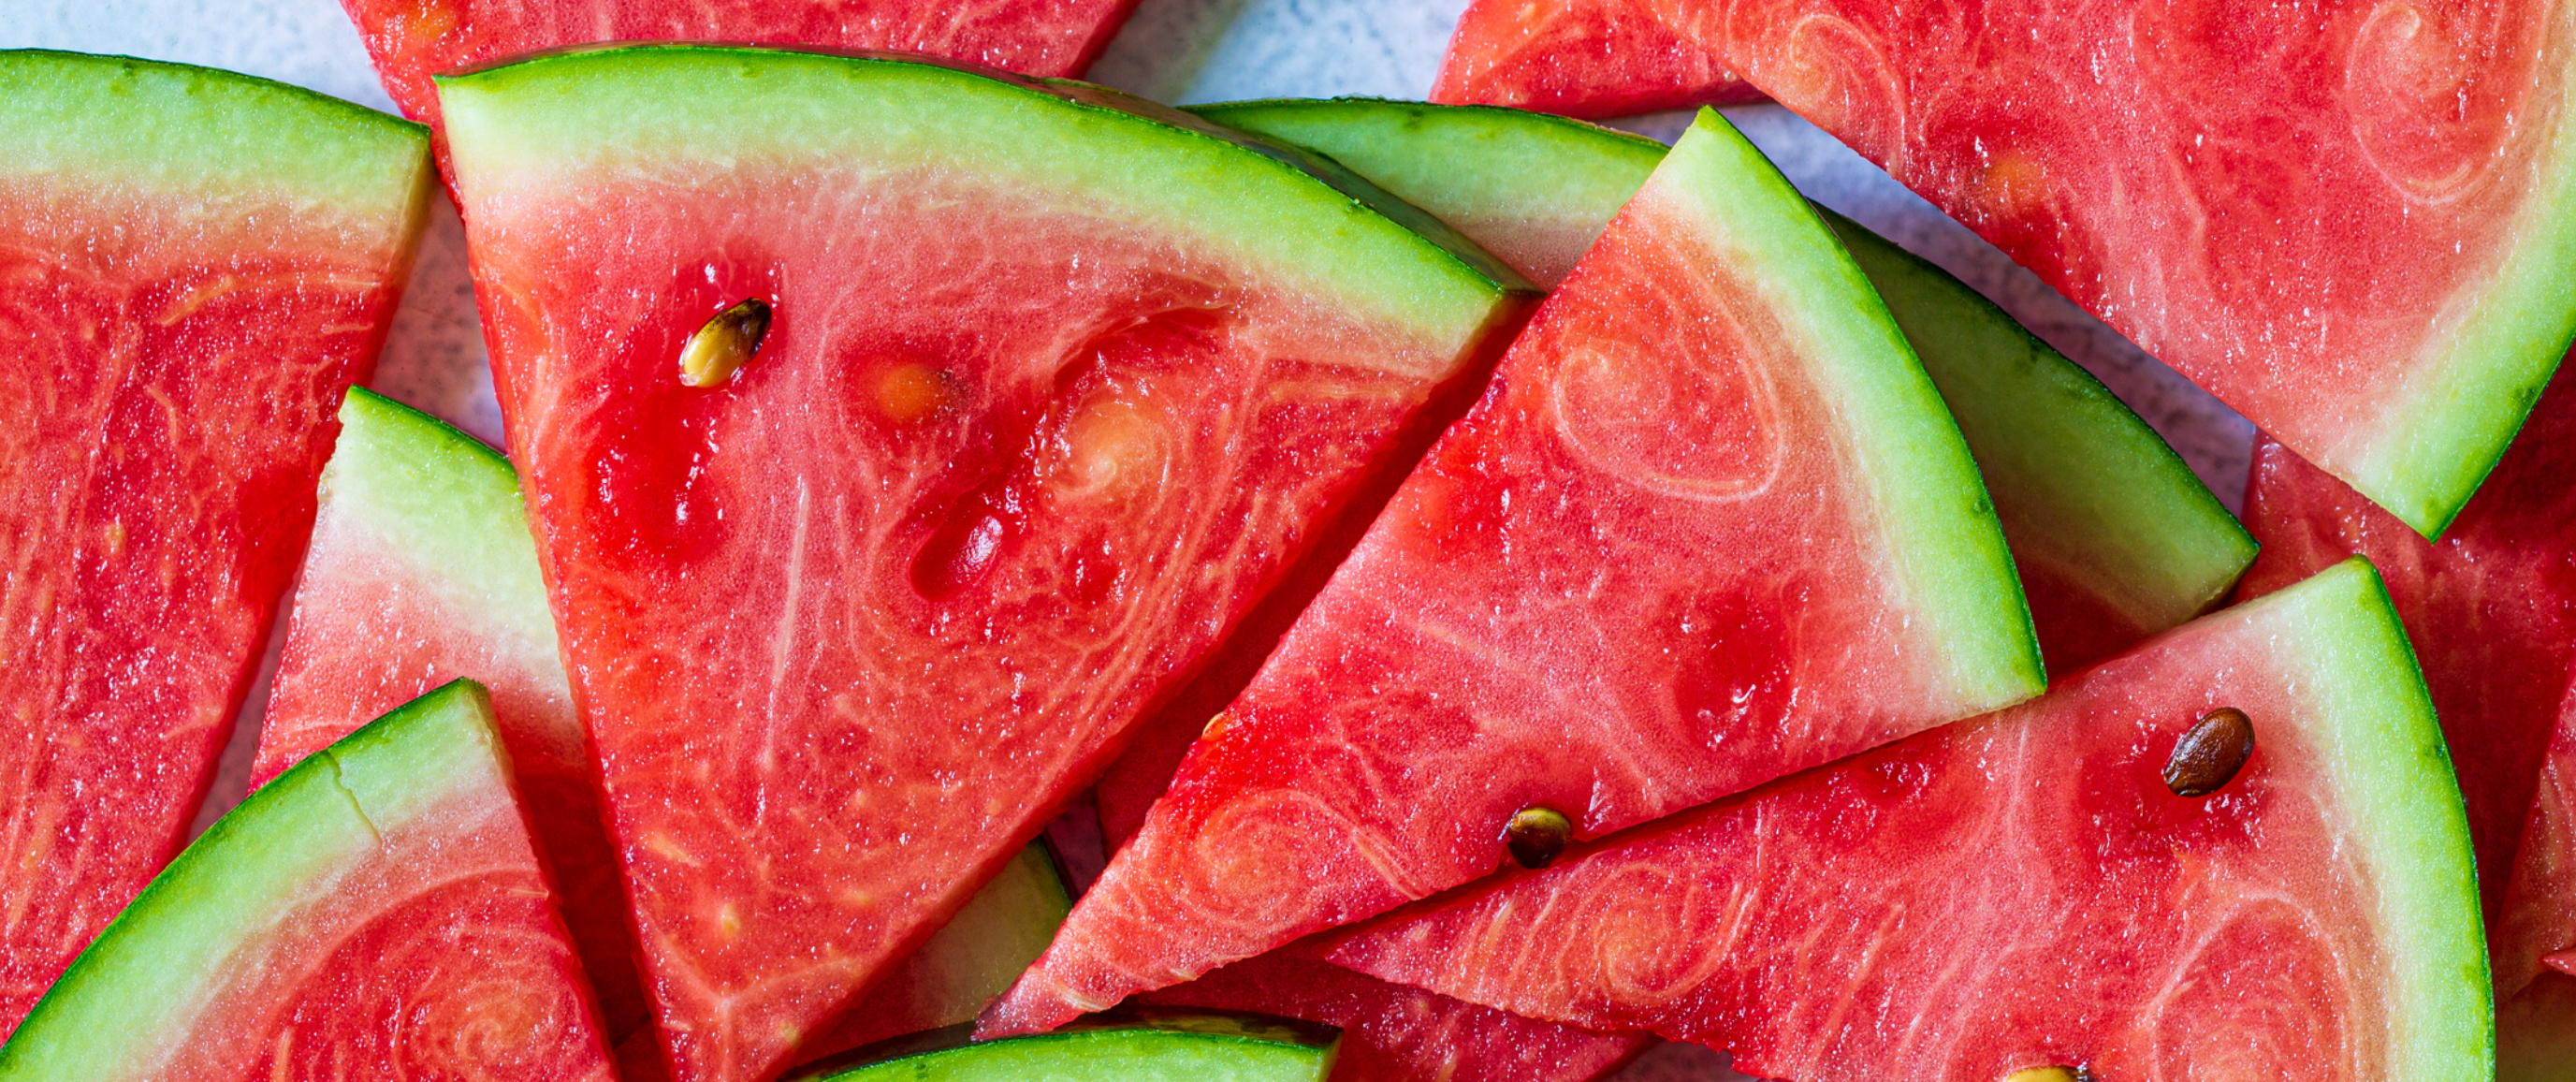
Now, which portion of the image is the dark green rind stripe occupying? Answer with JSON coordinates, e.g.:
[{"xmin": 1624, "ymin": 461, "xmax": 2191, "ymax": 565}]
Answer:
[
  {"xmin": 0, "ymin": 682, "xmax": 507, "ymax": 1079},
  {"xmin": 435, "ymin": 46, "xmax": 1534, "ymax": 366},
  {"xmin": 0, "ymin": 50, "xmax": 429, "ymax": 227}
]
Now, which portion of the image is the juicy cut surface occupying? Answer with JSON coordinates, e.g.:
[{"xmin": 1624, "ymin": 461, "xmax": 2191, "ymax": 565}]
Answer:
[
  {"xmin": 0, "ymin": 185, "xmax": 419, "ymax": 1035},
  {"xmin": 994, "ymin": 112, "xmax": 2040, "ymax": 1033},
  {"xmin": 342, "ymin": 0, "xmax": 1140, "ymax": 133},
  {"xmin": 1432, "ymin": 0, "xmax": 1761, "ymax": 116},
  {"xmin": 1328, "ymin": 561, "xmax": 2483, "ymax": 1082},
  {"xmin": 0, "ymin": 683, "xmax": 614, "ymax": 1082},
  {"xmin": 1717, "ymin": 0, "xmax": 2576, "ymax": 533},
  {"xmin": 444, "ymin": 51, "xmax": 1517, "ymax": 1082}
]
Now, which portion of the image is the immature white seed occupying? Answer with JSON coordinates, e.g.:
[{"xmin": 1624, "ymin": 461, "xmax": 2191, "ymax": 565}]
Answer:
[{"xmin": 679, "ymin": 297, "xmax": 772, "ymax": 387}]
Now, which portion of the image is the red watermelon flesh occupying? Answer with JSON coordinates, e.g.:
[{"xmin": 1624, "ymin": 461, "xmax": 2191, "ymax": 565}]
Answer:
[
  {"xmin": 0, "ymin": 52, "xmax": 429, "ymax": 1039},
  {"xmin": 1327, "ymin": 558, "xmax": 2485, "ymax": 1082},
  {"xmin": 2236, "ymin": 348, "xmax": 2576, "ymax": 998},
  {"xmin": 1551, "ymin": 0, "xmax": 2576, "ymax": 535},
  {"xmin": 339, "ymin": 0, "xmax": 1140, "ymax": 136},
  {"xmin": 251, "ymin": 387, "xmax": 650, "ymax": 1043},
  {"xmin": 1432, "ymin": 0, "xmax": 1761, "ymax": 117},
  {"xmin": 1135, "ymin": 948, "xmax": 1649, "ymax": 1082},
  {"xmin": 0, "ymin": 681, "xmax": 614, "ymax": 1080},
  {"xmin": 438, "ymin": 48, "xmax": 1529, "ymax": 1082},
  {"xmin": 989, "ymin": 109, "xmax": 2043, "ymax": 1034}
]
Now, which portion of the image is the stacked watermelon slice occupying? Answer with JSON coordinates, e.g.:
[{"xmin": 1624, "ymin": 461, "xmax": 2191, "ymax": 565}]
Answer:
[{"xmin": 0, "ymin": 0, "xmax": 2563, "ymax": 1077}]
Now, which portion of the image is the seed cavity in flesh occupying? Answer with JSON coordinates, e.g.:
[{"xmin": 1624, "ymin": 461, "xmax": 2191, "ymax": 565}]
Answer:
[
  {"xmin": 1503, "ymin": 806, "xmax": 1575, "ymax": 870},
  {"xmin": 2004, "ymin": 1067, "xmax": 2095, "ymax": 1082},
  {"xmin": 2164, "ymin": 707, "xmax": 2255, "ymax": 797},
  {"xmin": 679, "ymin": 297, "xmax": 772, "ymax": 387}
]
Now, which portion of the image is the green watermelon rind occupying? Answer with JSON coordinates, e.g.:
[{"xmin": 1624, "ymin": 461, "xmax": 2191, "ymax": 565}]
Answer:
[
  {"xmin": 1186, "ymin": 97, "xmax": 1667, "ymax": 274},
  {"xmin": 2350, "ymin": 60, "xmax": 2576, "ymax": 539},
  {"xmin": 1198, "ymin": 96, "xmax": 2254, "ymax": 655},
  {"xmin": 808, "ymin": 1009, "xmax": 1340, "ymax": 1082},
  {"xmin": 432, "ymin": 46, "xmax": 1535, "ymax": 370},
  {"xmin": 1820, "ymin": 212, "xmax": 2259, "ymax": 640},
  {"xmin": 1665, "ymin": 109, "xmax": 2046, "ymax": 706},
  {"xmin": 2287, "ymin": 558, "xmax": 2492, "ymax": 1077},
  {"xmin": 321, "ymin": 388, "xmax": 562, "ymax": 676},
  {"xmin": 0, "ymin": 50, "xmax": 430, "ymax": 226},
  {"xmin": 0, "ymin": 681, "xmax": 509, "ymax": 1079}
]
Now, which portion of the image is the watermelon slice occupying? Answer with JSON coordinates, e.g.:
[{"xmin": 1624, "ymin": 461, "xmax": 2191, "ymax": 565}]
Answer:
[
  {"xmin": 1134, "ymin": 949, "xmax": 1649, "ymax": 1082},
  {"xmin": 436, "ymin": 45, "xmax": 1531, "ymax": 1082},
  {"xmin": 252, "ymin": 387, "xmax": 648, "ymax": 1041},
  {"xmin": 338, "ymin": 0, "xmax": 1141, "ymax": 139},
  {"xmin": 1327, "ymin": 558, "xmax": 2486, "ymax": 1082},
  {"xmin": 0, "ymin": 680, "xmax": 616, "ymax": 1080},
  {"xmin": 2237, "ymin": 348, "xmax": 2576, "ymax": 1060},
  {"xmin": 989, "ymin": 108, "xmax": 2045, "ymax": 1034},
  {"xmin": 1474, "ymin": 0, "xmax": 2576, "ymax": 535},
  {"xmin": 256, "ymin": 388, "xmax": 1085, "ymax": 1067},
  {"xmin": 1101, "ymin": 98, "xmax": 2249, "ymax": 851},
  {"xmin": 0, "ymin": 51, "xmax": 430, "ymax": 1038},
  {"xmin": 1430, "ymin": 0, "xmax": 1760, "ymax": 117}
]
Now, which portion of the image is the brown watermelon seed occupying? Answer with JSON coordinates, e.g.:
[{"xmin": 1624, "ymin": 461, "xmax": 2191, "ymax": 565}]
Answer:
[
  {"xmin": 679, "ymin": 297, "xmax": 772, "ymax": 387},
  {"xmin": 1503, "ymin": 806, "xmax": 1574, "ymax": 870},
  {"xmin": 2163, "ymin": 707, "xmax": 2255, "ymax": 797},
  {"xmin": 2003, "ymin": 1067, "xmax": 2095, "ymax": 1082}
]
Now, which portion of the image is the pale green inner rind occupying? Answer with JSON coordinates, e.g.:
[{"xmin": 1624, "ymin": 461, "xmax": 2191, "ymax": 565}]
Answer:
[
  {"xmin": 435, "ymin": 47, "xmax": 1526, "ymax": 363},
  {"xmin": 2343, "ymin": 51, "xmax": 2576, "ymax": 539},
  {"xmin": 1824, "ymin": 212, "xmax": 2257, "ymax": 635},
  {"xmin": 328, "ymin": 388, "xmax": 560, "ymax": 665},
  {"xmin": 1187, "ymin": 98, "xmax": 1664, "ymax": 246},
  {"xmin": 0, "ymin": 50, "xmax": 430, "ymax": 232},
  {"xmin": 1660, "ymin": 110, "xmax": 2045, "ymax": 709},
  {"xmin": 0, "ymin": 681, "xmax": 506, "ymax": 1080},
  {"xmin": 822, "ymin": 1023, "xmax": 1336, "ymax": 1082},
  {"xmin": 2271, "ymin": 559, "xmax": 2491, "ymax": 1079},
  {"xmin": 879, "ymin": 841, "xmax": 1073, "ymax": 1025}
]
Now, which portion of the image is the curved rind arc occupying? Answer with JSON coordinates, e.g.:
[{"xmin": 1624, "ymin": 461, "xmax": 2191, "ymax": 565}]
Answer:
[
  {"xmin": 433, "ymin": 45, "xmax": 1534, "ymax": 353},
  {"xmin": 0, "ymin": 681, "xmax": 581, "ymax": 1079},
  {"xmin": 1657, "ymin": 109, "xmax": 2041, "ymax": 701}
]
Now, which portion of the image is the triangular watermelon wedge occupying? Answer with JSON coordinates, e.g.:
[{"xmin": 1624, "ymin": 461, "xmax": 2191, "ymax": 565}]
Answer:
[
  {"xmin": 254, "ymin": 387, "xmax": 649, "ymax": 1039},
  {"xmin": 0, "ymin": 50, "xmax": 430, "ymax": 1040},
  {"xmin": 1520, "ymin": 0, "xmax": 2576, "ymax": 535},
  {"xmin": 437, "ymin": 45, "xmax": 1533, "ymax": 1082},
  {"xmin": 255, "ymin": 388, "xmax": 1092, "ymax": 1073},
  {"xmin": 0, "ymin": 681, "xmax": 616, "ymax": 1080},
  {"xmin": 337, "ymin": 0, "xmax": 1141, "ymax": 137},
  {"xmin": 1327, "ymin": 558, "xmax": 2486, "ymax": 1081},
  {"xmin": 1431, "ymin": 0, "xmax": 1760, "ymax": 117},
  {"xmin": 2238, "ymin": 347, "xmax": 2576, "ymax": 1065},
  {"xmin": 988, "ymin": 107, "xmax": 2045, "ymax": 1034},
  {"xmin": 1102, "ymin": 97, "xmax": 2250, "ymax": 848}
]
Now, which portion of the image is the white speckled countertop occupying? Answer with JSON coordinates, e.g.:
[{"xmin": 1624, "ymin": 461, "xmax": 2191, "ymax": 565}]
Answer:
[{"xmin": 7, "ymin": 5, "xmax": 2254, "ymax": 1076}]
